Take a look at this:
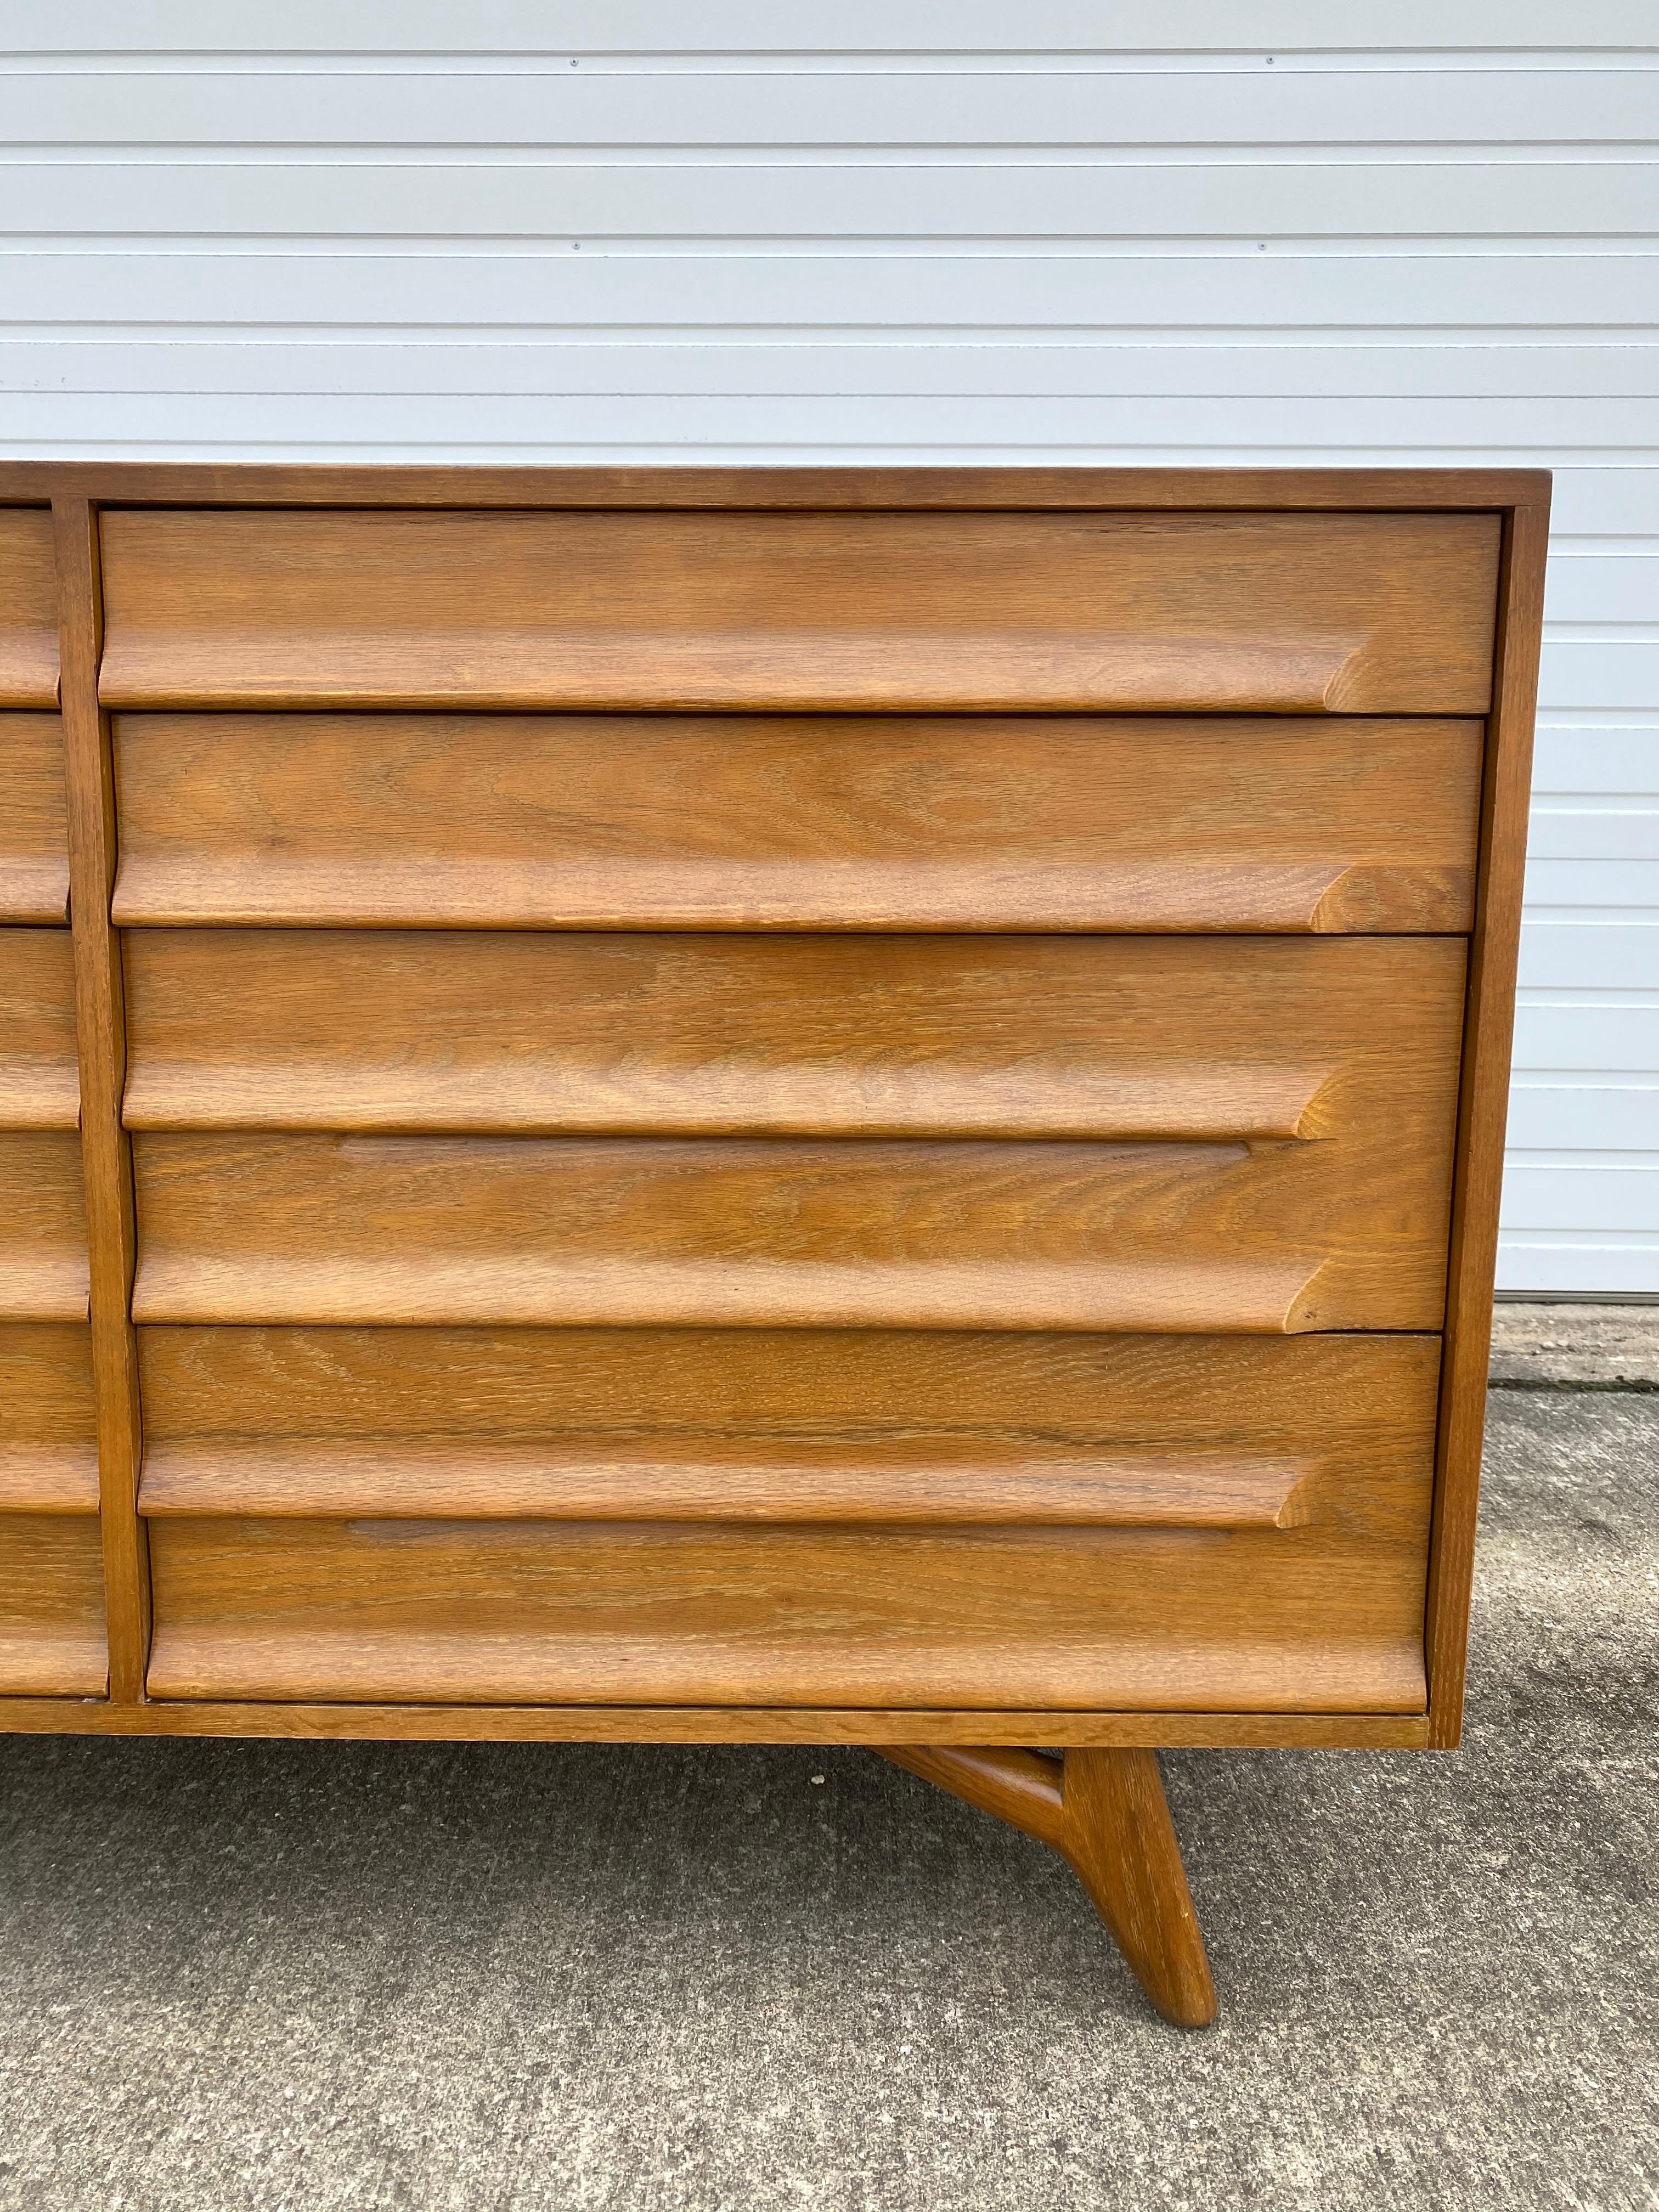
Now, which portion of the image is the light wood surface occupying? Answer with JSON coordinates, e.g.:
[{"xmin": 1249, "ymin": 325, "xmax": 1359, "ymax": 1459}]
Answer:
[
  {"xmin": 110, "ymin": 713, "xmax": 1482, "ymax": 933},
  {"xmin": 139, "ymin": 1327, "xmax": 1435, "ymax": 1707},
  {"xmin": 97, "ymin": 509, "xmax": 1500, "ymax": 713},
  {"xmin": 127, "ymin": 999, "xmax": 1463, "ymax": 1325},
  {"xmin": 122, "ymin": 930, "xmax": 1461, "ymax": 1139},
  {"xmin": 0, "ymin": 1514, "xmax": 108, "ymax": 1696},
  {"xmin": 135, "ymin": 1322, "xmax": 1439, "ymax": 1473},
  {"xmin": 880, "ymin": 1746, "xmax": 1217, "ymax": 2027},
  {"xmin": 0, "ymin": 465, "xmax": 1540, "ymax": 1807},
  {"xmin": 140, "ymin": 1318, "xmax": 1442, "ymax": 1699},
  {"xmin": 1060, "ymin": 1748, "xmax": 1217, "ymax": 2027},
  {"xmin": 0, "ymin": 1131, "xmax": 89, "ymax": 1319},
  {"xmin": 54, "ymin": 498, "xmax": 151, "ymax": 1701},
  {"xmin": 125, "ymin": 1130, "xmax": 1446, "ymax": 1333},
  {"xmin": 1426, "ymin": 483, "xmax": 1552, "ymax": 1745},
  {"xmin": 138, "ymin": 1436, "xmax": 1317, "ymax": 1530},
  {"xmin": 0, "ymin": 715, "xmax": 70, "ymax": 922},
  {"xmin": 0, "ymin": 926, "xmax": 79, "ymax": 1127},
  {"xmin": 144, "ymin": 1502, "xmax": 1429, "ymax": 1711},
  {"xmin": 0, "ymin": 1322, "xmax": 99, "ymax": 1513},
  {"xmin": 0, "ymin": 1694, "xmax": 1436, "ymax": 1748},
  {"xmin": 0, "ymin": 510, "xmax": 59, "ymax": 707}
]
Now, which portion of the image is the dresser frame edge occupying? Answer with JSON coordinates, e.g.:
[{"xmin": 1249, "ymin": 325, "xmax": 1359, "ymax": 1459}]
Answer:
[
  {"xmin": 1424, "ymin": 484, "xmax": 1551, "ymax": 1748},
  {"xmin": 0, "ymin": 1697, "xmax": 1431, "ymax": 1747}
]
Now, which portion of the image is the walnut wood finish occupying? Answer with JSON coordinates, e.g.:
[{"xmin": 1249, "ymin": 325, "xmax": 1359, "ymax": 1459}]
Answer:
[
  {"xmin": 97, "ymin": 509, "xmax": 1499, "ymax": 715},
  {"xmin": 879, "ymin": 1747, "xmax": 1216, "ymax": 2028},
  {"xmin": 110, "ymin": 713, "xmax": 1482, "ymax": 934},
  {"xmin": 0, "ymin": 716, "xmax": 71, "ymax": 922}
]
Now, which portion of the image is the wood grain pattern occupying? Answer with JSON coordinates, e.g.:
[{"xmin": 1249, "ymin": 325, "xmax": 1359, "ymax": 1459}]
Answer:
[
  {"xmin": 0, "ymin": 1322, "xmax": 98, "ymax": 1513},
  {"xmin": 136, "ymin": 1321, "xmax": 1441, "ymax": 1440},
  {"xmin": 144, "ymin": 1504, "xmax": 1430, "ymax": 1712},
  {"xmin": 0, "ymin": 461, "xmax": 1538, "ymax": 1769},
  {"xmin": 1060, "ymin": 1750, "xmax": 1216, "ymax": 2028},
  {"xmin": 136, "ymin": 1325, "xmax": 1434, "ymax": 1528},
  {"xmin": 0, "ymin": 1514, "xmax": 108, "ymax": 1696},
  {"xmin": 1426, "ymin": 487, "xmax": 1551, "ymax": 1746},
  {"xmin": 0, "ymin": 1131, "xmax": 89, "ymax": 1318},
  {"xmin": 138, "ymin": 1438, "xmax": 1316, "ymax": 1531},
  {"xmin": 0, "ymin": 1695, "xmax": 1437, "ymax": 1748},
  {"xmin": 0, "ymin": 510, "xmax": 58, "ymax": 707},
  {"xmin": 0, "ymin": 715, "xmax": 70, "ymax": 922},
  {"xmin": 126, "ymin": 930, "xmax": 1464, "ymax": 1333},
  {"xmin": 122, "ymin": 932, "xmax": 1453, "ymax": 1140},
  {"xmin": 110, "ymin": 713, "xmax": 1483, "ymax": 933},
  {"xmin": 0, "ymin": 462, "xmax": 1554, "ymax": 514},
  {"xmin": 55, "ymin": 498, "xmax": 151, "ymax": 1700},
  {"xmin": 880, "ymin": 1746, "xmax": 1217, "ymax": 2027},
  {"xmin": 128, "ymin": 1113, "xmax": 1459, "ymax": 1336},
  {"xmin": 0, "ymin": 927, "xmax": 79, "ymax": 1128},
  {"xmin": 97, "ymin": 510, "xmax": 1500, "ymax": 714}
]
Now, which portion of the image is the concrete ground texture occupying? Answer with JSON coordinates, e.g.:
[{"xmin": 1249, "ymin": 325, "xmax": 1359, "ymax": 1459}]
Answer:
[{"xmin": 1, "ymin": 1308, "xmax": 1655, "ymax": 2211}]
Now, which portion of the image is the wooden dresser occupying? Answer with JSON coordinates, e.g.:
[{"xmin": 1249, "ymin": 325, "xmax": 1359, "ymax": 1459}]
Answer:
[{"xmin": 0, "ymin": 466, "xmax": 1547, "ymax": 2025}]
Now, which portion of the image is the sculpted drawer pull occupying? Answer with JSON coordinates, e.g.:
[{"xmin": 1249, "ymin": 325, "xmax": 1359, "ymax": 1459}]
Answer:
[{"xmin": 137, "ymin": 1437, "xmax": 1319, "ymax": 1531}]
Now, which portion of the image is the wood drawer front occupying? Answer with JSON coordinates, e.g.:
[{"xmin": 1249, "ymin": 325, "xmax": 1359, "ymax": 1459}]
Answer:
[
  {"xmin": 139, "ymin": 1329, "xmax": 1435, "ymax": 1714},
  {"xmin": 125, "ymin": 930, "xmax": 1459, "ymax": 1144},
  {"xmin": 127, "ymin": 936, "xmax": 1463, "ymax": 1334},
  {"xmin": 98, "ymin": 509, "xmax": 1499, "ymax": 715},
  {"xmin": 0, "ymin": 927, "xmax": 79, "ymax": 1129},
  {"xmin": 1, "ymin": 717, "xmax": 70, "ymax": 923},
  {"xmin": 0, "ymin": 1313, "xmax": 105, "ymax": 1696},
  {"xmin": 0, "ymin": 1322, "xmax": 99, "ymax": 1515},
  {"xmin": 0, "ymin": 512, "xmax": 59, "ymax": 709},
  {"xmin": 0, "ymin": 931, "xmax": 87, "ymax": 1321},
  {"xmin": 111, "ymin": 713, "xmax": 1482, "ymax": 934},
  {"xmin": 0, "ymin": 1514, "xmax": 108, "ymax": 1696},
  {"xmin": 137, "ymin": 1322, "xmax": 1435, "ymax": 1528},
  {"xmin": 0, "ymin": 1133, "xmax": 88, "ymax": 1321},
  {"xmin": 145, "ymin": 1515, "xmax": 1427, "ymax": 1713}
]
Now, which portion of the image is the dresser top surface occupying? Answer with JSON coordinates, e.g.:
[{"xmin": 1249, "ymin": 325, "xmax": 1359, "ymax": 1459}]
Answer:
[{"xmin": 0, "ymin": 460, "xmax": 1552, "ymax": 512}]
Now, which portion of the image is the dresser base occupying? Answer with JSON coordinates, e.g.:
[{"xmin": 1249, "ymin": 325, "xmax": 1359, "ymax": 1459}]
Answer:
[{"xmin": 879, "ymin": 1745, "xmax": 1216, "ymax": 2027}]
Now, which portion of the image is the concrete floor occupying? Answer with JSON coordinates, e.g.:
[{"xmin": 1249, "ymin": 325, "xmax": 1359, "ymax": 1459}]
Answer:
[
  {"xmin": 1490, "ymin": 1300, "xmax": 1659, "ymax": 1386},
  {"xmin": 1, "ymin": 1385, "xmax": 1655, "ymax": 2211}
]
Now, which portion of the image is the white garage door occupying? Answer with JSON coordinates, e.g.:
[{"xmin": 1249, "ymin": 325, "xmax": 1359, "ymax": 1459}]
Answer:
[{"xmin": 2, "ymin": 3, "xmax": 1654, "ymax": 1294}]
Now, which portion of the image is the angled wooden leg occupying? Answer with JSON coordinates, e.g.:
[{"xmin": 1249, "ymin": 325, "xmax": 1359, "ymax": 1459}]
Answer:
[
  {"xmin": 879, "ymin": 1745, "xmax": 1217, "ymax": 2028},
  {"xmin": 1057, "ymin": 1749, "xmax": 1217, "ymax": 2028}
]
